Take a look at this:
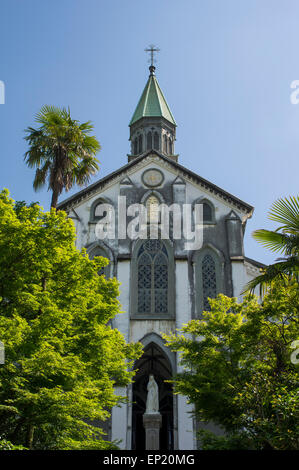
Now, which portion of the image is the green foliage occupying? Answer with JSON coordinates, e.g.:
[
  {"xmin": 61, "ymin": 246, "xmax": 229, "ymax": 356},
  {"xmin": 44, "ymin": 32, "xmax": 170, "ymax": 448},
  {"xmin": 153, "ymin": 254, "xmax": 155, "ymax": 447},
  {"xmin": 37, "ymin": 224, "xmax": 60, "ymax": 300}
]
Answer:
[
  {"xmin": 24, "ymin": 105, "xmax": 101, "ymax": 208},
  {"xmin": 245, "ymin": 195, "xmax": 299, "ymax": 294},
  {"xmin": 164, "ymin": 281, "xmax": 299, "ymax": 449},
  {"xmin": 0, "ymin": 189, "xmax": 142, "ymax": 449},
  {"xmin": 0, "ymin": 438, "xmax": 26, "ymax": 450}
]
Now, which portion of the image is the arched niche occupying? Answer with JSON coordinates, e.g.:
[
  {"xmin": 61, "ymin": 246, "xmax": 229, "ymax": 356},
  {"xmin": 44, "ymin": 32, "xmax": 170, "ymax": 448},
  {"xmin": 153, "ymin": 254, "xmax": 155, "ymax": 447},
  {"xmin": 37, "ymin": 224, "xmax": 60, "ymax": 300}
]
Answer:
[{"xmin": 131, "ymin": 339, "xmax": 174, "ymax": 450}]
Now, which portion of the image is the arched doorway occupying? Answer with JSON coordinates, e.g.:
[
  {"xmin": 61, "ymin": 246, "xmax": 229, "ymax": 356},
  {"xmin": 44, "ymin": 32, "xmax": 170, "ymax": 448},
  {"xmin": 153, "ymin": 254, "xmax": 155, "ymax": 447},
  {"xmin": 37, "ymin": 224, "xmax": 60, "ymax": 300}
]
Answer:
[{"xmin": 131, "ymin": 342, "xmax": 174, "ymax": 450}]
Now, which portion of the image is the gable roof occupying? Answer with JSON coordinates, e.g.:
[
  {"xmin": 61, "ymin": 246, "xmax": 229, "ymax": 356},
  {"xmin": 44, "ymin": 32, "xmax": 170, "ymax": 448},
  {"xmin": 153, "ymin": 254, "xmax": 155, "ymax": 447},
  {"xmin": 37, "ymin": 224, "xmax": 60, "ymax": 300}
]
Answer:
[
  {"xmin": 129, "ymin": 73, "xmax": 176, "ymax": 126},
  {"xmin": 57, "ymin": 150, "xmax": 254, "ymax": 216}
]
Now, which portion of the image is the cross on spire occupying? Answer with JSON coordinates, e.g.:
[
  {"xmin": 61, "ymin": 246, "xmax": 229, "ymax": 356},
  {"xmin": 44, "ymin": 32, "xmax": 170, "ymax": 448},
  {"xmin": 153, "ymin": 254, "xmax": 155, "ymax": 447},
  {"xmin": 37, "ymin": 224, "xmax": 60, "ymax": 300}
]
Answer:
[{"xmin": 145, "ymin": 45, "xmax": 160, "ymax": 75}]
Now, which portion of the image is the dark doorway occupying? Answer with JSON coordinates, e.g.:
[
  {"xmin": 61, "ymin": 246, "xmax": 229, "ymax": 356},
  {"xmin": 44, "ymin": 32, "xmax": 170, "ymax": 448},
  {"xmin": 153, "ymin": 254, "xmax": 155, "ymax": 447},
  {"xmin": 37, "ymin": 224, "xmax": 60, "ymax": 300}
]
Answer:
[{"xmin": 131, "ymin": 342, "xmax": 174, "ymax": 450}]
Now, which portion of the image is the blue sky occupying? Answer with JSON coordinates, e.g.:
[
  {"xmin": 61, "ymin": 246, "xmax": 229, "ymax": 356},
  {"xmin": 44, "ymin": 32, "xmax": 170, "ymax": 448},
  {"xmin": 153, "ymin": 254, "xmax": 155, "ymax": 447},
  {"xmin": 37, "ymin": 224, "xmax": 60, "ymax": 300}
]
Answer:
[{"xmin": 0, "ymin": 0, "xmax": 298, "ymax": 265}]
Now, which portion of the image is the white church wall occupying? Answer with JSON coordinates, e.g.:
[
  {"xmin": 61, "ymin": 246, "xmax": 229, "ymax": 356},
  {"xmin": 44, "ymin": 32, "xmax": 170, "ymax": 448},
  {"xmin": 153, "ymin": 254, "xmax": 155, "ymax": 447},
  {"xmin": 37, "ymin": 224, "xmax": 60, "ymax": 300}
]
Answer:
[
  {"xmin": 114, "ymin": 260, "xmax": 130, "ymax": 342},
  {"xmin": 130, "ymin": 320, "xmax": 175, "ymax": 344},
  {"xmin": 232, "ymin": 259, "xmax": 263, "ymax": 301},
  {"xmin": 111, "ymin": 260, "xmax": 131, "ymax": 449},
  {"xmin": 231, "ymin": 260, "xmax": 246, "ymax": 302},
  {"xmin": 175, "ymin": 259, "xmax": 195, "ymax": 450},
  {"xmin": 186, "ymin": 183, "xmax": 245, "ymax": 222},
  {"xmin": 111, "ymin": 386, "xmax": 128, "ymax": 449}
]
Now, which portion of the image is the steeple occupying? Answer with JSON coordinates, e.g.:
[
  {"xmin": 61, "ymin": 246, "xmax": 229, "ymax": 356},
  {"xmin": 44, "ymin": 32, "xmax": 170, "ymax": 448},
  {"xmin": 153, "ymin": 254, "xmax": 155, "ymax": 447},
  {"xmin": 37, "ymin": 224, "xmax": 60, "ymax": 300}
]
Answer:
[{"xmin": 128, "ymin": 50, "xmax": 177, "ymax": 162}]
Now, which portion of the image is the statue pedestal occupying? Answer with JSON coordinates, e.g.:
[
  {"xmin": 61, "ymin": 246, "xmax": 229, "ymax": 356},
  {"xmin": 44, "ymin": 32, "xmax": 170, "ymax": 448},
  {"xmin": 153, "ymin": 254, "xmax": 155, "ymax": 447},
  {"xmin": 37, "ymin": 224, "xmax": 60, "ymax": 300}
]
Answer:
[{"xmin": 143, "ymin": 412, "xmax": 162, "ymax": 450}]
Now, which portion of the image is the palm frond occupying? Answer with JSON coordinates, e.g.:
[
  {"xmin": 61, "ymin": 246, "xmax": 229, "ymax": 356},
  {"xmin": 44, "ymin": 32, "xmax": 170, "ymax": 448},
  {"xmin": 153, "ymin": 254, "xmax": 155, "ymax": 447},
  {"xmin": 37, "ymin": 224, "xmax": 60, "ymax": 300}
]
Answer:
[
  {"xmin": 252, "ymin": 229, "xmax": 291, "ymax": 254},
  {"xmin": 33, "ymin": 160, "xmax": 52, "ymax": 191},
  {"xmin": 24, "ymin": 105, "xmax": 101, "ymax": 205},
  {"xmin": 242, "ymin": 257, "xmax": 299, "ymax": 295},
  {"xmin": 268, "ymin": 195, "xmax": 299, "ymax": 233}
]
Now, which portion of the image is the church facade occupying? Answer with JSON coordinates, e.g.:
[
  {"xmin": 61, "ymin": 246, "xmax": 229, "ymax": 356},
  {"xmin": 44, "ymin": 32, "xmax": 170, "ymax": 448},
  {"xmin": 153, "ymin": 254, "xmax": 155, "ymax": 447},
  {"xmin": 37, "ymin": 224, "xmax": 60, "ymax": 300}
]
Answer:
[{"xmin": 57, "ymin": 64, "xmax": 264, "ymax": 450}]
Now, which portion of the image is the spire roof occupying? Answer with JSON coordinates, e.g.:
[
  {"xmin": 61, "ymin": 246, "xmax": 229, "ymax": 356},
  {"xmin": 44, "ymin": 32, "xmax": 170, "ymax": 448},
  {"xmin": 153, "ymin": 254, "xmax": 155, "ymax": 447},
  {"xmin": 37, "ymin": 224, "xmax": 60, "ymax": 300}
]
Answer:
[{"xmin": 129, "ymin": 67, "xmax": 176, "ymax": 126}]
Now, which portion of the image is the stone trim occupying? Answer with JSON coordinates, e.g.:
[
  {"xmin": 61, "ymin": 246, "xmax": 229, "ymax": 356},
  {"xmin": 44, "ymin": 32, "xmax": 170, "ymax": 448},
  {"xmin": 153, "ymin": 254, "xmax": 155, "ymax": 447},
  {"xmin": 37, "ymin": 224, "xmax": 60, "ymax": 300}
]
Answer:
[{"xmin": 57, "ymin": 151, "xmax": 254, "ymax": 216}]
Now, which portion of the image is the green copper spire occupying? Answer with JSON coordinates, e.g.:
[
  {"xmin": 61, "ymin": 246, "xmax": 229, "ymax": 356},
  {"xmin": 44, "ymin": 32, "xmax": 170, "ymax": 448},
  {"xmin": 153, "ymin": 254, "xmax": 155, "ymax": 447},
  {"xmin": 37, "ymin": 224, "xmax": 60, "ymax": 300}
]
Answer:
[{"xmin": 129, "ymin": 66, "xmax": 176, "ymax": 126}]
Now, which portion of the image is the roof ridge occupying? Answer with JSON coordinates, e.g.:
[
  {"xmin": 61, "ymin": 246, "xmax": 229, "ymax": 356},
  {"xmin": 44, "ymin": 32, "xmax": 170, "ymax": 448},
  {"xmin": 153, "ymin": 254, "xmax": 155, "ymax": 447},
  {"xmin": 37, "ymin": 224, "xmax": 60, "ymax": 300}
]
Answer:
[
  {"xmin": 152, "ymin": 75, "xmax": 163, "ymax": 116},
  {"xmin": 154, "ymin": 76, "xmax": 176, "ymax": 125},
  {"xmin": 142, "ymin": 75, "xmax": 152, "ymax": 116},
  {"xmin": 57, "ymin": 150, "xmax": 254, "ymax": 215}
]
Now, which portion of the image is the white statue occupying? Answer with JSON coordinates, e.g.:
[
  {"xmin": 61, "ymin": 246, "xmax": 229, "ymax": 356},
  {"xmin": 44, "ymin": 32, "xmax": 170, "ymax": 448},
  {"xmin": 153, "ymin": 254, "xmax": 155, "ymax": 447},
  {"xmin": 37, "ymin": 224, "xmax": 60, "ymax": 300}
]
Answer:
[{"xmin": 146, "ymin": 374, "xmax": 159, "ymax": 414}]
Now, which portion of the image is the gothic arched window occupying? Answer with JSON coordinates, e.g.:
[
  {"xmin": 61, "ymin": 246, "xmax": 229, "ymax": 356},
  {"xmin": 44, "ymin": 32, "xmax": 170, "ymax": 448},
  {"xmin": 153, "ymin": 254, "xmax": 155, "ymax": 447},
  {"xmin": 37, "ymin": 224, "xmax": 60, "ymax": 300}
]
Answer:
[
  {"xmin": 193, "ymin": 199, "xmax": 215, "ymax": 225},
  {"xmin": 201, "ymin": 254, "xmax": 217, "ymax": 311},
  {"xmin": 154, "ymin": 132, "xmax": 159, "ymax": 150},
  {"xmin": 132, "ymin": 240, "xmax": 175, "ymax": 319},
  {"xmin": 163, "ymin": 135, "xmax": 168, "ymax": 154},
  {"xmin": 138, "ymin": 134, "xmax": 143, "ymax": 153},
  {"xmin": 89, "ymin": 247, "xmax": 110, "ymax": 277},
  {"xmin": 147, "ymin": 132, "xmax": 152, "ymax": 150},
  {"xmin": 203, "ymin": 202, "xmax": 213, "ymax": 222},
  {"xmin": 195, "ymin": 248, "xmax": 222, "ymax": 316},
  {"xmin": 137, "ymin": 240, "xmax": 168, "ymax": 314},
  {"xmin": 168, "ymin": 137, "xmax": 172, "ymax": 155},
  {"xmin": 90, "ymin": 197, "xmax": 114, "ymax": 223},
  {"xmin": 134, "ymin": 138, "xmax": 138, "ymax": 155},
  {"xmin": 145, "ymin": 195, "xmax": 160, "ymax": 223}
]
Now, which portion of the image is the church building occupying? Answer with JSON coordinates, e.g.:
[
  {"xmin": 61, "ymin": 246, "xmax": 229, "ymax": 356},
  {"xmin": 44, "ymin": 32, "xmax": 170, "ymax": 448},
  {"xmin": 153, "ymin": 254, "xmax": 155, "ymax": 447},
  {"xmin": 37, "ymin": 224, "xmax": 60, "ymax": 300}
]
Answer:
[{"xmin": 57, "ymin": 60, "xmax": 264, "ymax": 450}]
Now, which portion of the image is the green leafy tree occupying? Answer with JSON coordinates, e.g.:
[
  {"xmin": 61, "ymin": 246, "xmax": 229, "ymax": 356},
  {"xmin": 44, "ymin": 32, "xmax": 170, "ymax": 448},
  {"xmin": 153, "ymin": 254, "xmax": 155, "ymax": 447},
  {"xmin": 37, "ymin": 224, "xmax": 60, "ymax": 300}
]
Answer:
[
  {"xmin": 164, "ymin": 281, "xmax": 299, "ymax": 450},
  {"xmin": 245, "ymin": 195, "xmax": 299, "ymax": 294},
  {"xmin": 0, "ymin": 189, "xmax": 142, "ymax": 449},
  {"xmin": 24, "ymin": 105, "xmax": 100, "ymax": 209}
]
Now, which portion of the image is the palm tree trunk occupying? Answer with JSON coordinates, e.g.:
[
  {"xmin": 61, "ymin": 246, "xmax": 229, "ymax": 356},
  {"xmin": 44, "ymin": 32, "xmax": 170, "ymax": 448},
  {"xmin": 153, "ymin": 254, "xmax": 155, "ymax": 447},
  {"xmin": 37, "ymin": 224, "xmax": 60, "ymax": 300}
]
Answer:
[{"xmin": 50, "ymin": 189, "xmax": 59, "ymax": 209}]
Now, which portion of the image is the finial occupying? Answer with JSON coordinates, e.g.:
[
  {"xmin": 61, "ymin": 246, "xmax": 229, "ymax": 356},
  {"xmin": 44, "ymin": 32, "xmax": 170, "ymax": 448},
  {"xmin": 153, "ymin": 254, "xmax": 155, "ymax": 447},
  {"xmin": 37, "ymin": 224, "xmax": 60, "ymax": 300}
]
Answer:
[
  {"xmin": 145, "ymin": 45, "xmax": 160, "ymax": 75},
  {"xmin": 149, "ymin": 65, "xmax": 156, "ymax": 75}
]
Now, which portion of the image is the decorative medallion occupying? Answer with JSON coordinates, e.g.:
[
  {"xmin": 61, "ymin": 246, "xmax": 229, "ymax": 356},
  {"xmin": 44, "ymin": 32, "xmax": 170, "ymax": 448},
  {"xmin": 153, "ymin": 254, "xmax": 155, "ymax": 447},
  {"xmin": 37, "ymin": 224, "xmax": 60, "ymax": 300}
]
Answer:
[{"xmin": 142, "ymin": 168, "xmax": 164, "ymax": 187}]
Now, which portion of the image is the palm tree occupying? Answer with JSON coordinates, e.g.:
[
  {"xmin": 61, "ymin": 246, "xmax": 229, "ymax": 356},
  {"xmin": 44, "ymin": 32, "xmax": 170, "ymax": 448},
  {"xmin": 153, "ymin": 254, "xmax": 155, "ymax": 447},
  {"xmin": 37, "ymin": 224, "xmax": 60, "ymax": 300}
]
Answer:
[
  {"xmin": 24, "ymin": 105, "xmax": 101, "ymax": 209},
  {"xmin": 244, "ymin": 195, "xmax": 299, "ymax": 294}
]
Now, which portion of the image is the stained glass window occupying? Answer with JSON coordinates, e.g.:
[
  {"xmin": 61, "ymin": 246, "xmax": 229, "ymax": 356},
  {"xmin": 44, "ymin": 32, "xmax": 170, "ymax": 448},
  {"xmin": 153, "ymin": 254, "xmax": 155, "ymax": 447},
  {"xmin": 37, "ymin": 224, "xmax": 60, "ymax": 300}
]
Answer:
[
  {"xmin": 137, "ymin": 240, "xmax": 168, "ymax": 314},
  {"xmin": 202, "ymin": 254, "xmax": 217, "ymax": 310}
]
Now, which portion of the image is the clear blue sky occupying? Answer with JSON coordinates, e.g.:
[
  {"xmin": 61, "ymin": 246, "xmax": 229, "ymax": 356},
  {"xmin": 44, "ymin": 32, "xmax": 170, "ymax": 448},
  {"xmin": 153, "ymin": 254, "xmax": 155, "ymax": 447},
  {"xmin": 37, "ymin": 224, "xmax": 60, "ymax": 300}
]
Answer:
[{"xmin": 0, "ymin": 0, "xmax": 298, "ymax": 265}]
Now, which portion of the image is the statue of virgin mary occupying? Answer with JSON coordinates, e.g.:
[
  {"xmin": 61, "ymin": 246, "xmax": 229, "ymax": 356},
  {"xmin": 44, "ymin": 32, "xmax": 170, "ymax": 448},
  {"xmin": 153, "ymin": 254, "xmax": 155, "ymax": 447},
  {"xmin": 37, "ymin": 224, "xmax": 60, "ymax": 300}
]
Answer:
[{"xmin": 145, "ymin": 374, "xmax": 159, "ymax": 414}]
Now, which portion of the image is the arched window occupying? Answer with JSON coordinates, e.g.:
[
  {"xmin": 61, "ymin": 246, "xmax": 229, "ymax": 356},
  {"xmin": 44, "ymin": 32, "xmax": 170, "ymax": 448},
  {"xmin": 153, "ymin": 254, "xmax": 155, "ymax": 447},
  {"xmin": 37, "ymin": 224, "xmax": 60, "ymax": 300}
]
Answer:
[
  {"xmin": 131, "ymin": 240, "xmax": 174, "ymax": 319},
  {"xmin": 195, "ymin": 248, "xmax": 222, "ymax": 315},
  {"xmin": 147, "ymin": 132, "xmax": 152, "ymax": 150},
  {"xmin": 94, "ymin": 202, "xmax": 107, "ymax": 220},
  {"xmin": 89, "ymin": 247, "xmax": 110, "ymax": 277},
  {"xmin": 203, "ymin": 202, "xmax": 212, "ymax": 222},
  {"xmin": 154, "ymin": 132, "xmax": 159, "ymax": 150},
  {"xmin": 134, "ymin": 138, "xmax": 138, "ymax": 155},
  {"xmin": 193, "ymin": 199, "xmax": 215, "ymax": 225},
  {"xmin": 138, "ymin": 134, "xmax": 143, "ymax": 153},
  {"xmin": 201, "ymin": 254, "xmax": 217, "ymax": 311},
  {"xmin": 163, "ymin": 135, "xmax": 168, "ymax": 154},
  {"xmin": 90, "ymin": 198, "xmax": 114, "ymax": 223},
  {"xmin": 145, "ymin": 195, "xmax": 160, "ymax": 223},
  {"xmin": 168, "ymin": 137, "xmax": 172, "ymax": 154},
  {"xmin": 137, "ymin": 240, "xmax": 168, "ymax": 314}
]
